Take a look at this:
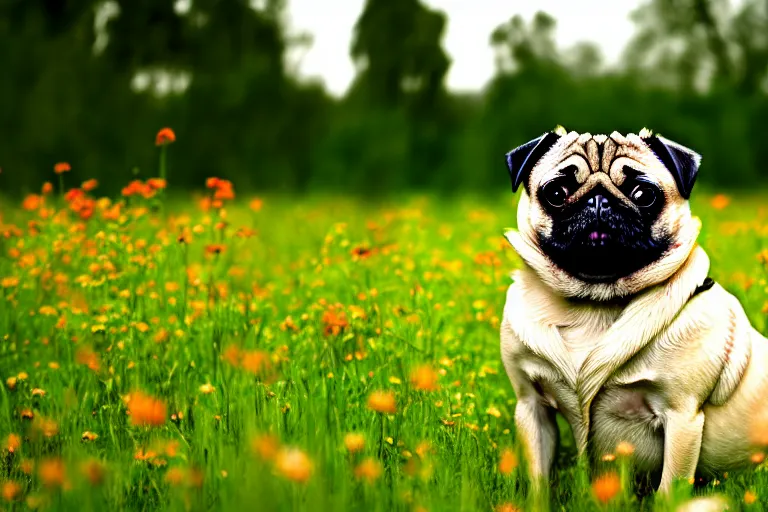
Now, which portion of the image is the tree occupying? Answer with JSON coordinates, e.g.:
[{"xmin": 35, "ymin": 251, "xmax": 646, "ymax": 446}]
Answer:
[
  {"xmin": 491, "ymin": 12, "xmax": 559, "ymax": 75},
  {"xmin": 349, "ymin": 0, "xmax": 451, "ymax": 111}
]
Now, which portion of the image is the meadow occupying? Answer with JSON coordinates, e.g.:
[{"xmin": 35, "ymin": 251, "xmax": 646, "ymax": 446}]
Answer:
[{"xmin": 2, "ymin": 136, "xmax": 768, "ymax": 511}]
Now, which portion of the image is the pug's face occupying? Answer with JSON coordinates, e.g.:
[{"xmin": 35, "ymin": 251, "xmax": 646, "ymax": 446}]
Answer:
[{"xmin": 505, "ymin": 128, "xmax": 703, "ymax": 299}]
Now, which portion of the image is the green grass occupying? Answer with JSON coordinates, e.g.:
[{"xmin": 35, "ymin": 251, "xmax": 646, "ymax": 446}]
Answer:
[{"xmin": 1, "ymin": 187, "xmax": 768, "ymax": 512}]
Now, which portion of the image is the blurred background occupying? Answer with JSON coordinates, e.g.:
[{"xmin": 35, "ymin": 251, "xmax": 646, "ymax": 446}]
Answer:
[{"xmin": 1, "ymin": 0, "xmax": 767, "ymax": 197}]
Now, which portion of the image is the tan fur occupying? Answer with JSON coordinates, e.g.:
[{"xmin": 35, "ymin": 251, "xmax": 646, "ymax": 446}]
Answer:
[{"xmin": 501, "ymin": 130, "xmax": 768, "ymax": 497}]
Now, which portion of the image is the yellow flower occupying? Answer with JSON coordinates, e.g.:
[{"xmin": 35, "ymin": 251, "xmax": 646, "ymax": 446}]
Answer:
[
  {"xmin": 199, "ymin": 383, "xmax": 215, "ymax": 394},
  {"xmin": 1, "ymin": 277, "xmax": 19, "ymax": 288},
  {"xmin": 38, "ymin": 458, "xmax": 67, "ymax": 489},
  {"xmin": 275, "ymin": 448, "xmax": 312, "ymax": 483},
  {"xmin": 5, "ymin": 433, "xmax": 21, "ymax": 453},
  {"xmin": 410, "ymin": 365, "xmax": 440, "ymax": 392},
  {"xmin": 2, "ymin": 481, "xmax": 21, "ymax": 502},
  {"xmin": 343, "ymin": 433, "xmax": 365, "ymax": 454},
  {"xmin": 367, "ymin": 390, "xmax": 397, "ymax": 414},
  {"xmin": 354, "ymin": 457, "xmax": 382, "ymax": 483}
]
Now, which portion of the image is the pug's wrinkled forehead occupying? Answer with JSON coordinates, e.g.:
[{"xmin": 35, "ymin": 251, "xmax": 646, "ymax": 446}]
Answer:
[
  {"xmin": 506, "ymin": 127, "xmax": 702, "ymax": 201},
  {"xmin": 534, "ymin": 130, "xmax": 675, "ymax": 207}
]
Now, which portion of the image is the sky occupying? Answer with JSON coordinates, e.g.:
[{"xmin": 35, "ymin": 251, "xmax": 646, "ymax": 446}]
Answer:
[{"xmin": 285, "ymin": 0, "xmax": 644, "ymax": 97}]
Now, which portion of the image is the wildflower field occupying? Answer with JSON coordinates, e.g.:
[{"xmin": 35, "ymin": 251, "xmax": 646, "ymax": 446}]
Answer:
[{"xmin": 2, "ymin": 135, "xmax": 768, "ymax": 511}]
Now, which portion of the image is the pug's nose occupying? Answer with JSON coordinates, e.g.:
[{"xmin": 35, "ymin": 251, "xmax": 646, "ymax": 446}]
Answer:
[{"xmin": 587, "ymin": 194, "xmax": 611, "ymax": 215}]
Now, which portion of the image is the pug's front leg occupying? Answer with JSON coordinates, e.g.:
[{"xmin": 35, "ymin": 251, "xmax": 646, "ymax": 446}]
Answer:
[
  {"xmin": 658, "ymin": 407, "xmax": 705, "ymax": 494},
  {"xmin": 515, "ymin": 394, "xmax": 558, "ymax": 494}
]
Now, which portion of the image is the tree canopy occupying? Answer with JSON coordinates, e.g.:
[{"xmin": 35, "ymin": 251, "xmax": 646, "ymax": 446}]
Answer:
[{"xmin": 0, "ymin": 0, "xmax": 766, "ymax": 196}]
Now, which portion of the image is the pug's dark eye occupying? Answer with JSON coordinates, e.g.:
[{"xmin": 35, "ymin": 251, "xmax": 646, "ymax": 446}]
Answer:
[
  {"xmin": 630, "ymin": 184, "xmax": 657, "ymax": 207},
  {"xmin": 541, "ymin": 181, "xmax": 569, "ymax": 207}
]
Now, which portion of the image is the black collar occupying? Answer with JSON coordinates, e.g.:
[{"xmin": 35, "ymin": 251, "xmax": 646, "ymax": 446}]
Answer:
[{"xmin": 691, "ymin": 277, "xmax": 715, "ymax": 299}]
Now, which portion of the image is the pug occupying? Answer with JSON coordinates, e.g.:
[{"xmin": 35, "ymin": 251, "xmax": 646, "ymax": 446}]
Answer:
[{"xmin": 499, "ymin": 127, "xmax": 768, "ymax": 497}]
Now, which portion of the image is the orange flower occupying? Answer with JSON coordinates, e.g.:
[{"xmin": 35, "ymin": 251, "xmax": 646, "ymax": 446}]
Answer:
[
  {"xmin": 81, "ymin": 179, "xmax": 98, "ymax": 192},
  {"xmin": 54, "ymin": 162, "xmax": 71, "ymax": 174},
  {"xmin": 165, "ymin": 467, "xmax": 185, "ymax": 486},
  {"xmin": 64, "ymin": 188, "xmax": 83, "ymax": 203},
  {"xmin": 745, "ymin": 490, "xmax": 758, "ymax": 505},
  {"xmin": 751, "ymin": 452, "xmax": 765, "ymax": 464},
  {"xmin": 216, "ymin": 181, "xmax": 235, "ymax": 198},
  {"xmin": 134, "ymin": 448, "xmax": 159, "ymax": 461},
  {"xmin": 22, "ymin": 194, "xmax": 43, "ymax": 211},
  {"xmin": 205, "ymin": 177, "xmax": 221, "ymax": 189},
  {"xmin": 710, "ymin": 194, "xmax": 730, "ymax": 210},
  {"xmin": 351, "ymin": 246, "xmax": 374, "ymax": 259},
  {"xmin": 2, "ymin": 278, "xmax": 19, "ymax": 290},
  {"xmin": 5, "ymin": 433, "xmax": 21, "ymax": 453},
  {"xmin": 495, "ymin": 504, "xmax": 521, "ymax": 512},
  {"xmin": 251, "ymin": 433, "xmax": 279, "ymax": 461},
  {"xmin": 343, "ymin": 433, "xmax": 365, "ymax": 453},
  {"xmin": 81, "ymin": 431, "xmax": 98, "ymax": 442},
  {"xmin": 410, "ymin": 365, "xmax": 440, "ymax": 392},
  {"xmin": 241, "ymin": 350, "xmax": 271, "ymax": 376},
  {"xmin": 75, "ymin": 347, "xmax": 101, "ymax": 372},
  {"xmin": 322, "ymin": 308, "xmax": 348, "ymax": 336},
  {"xmin": 38, "ymin": 458, "xmax": 67, "ymax": 488},
  {"xmin": 367, "ymin": 390, "xmax": 396, "ymax": 414},
  {"xmin": 214, "ymin": 186, "xmax": 235, "ymax": 201},
  {"xmin": 249, "ymin": 198, "xmax": 263, "ymax": 211},
  {"xmin": 354, "ymin": 457, "xmax": 382, "ymax": 483},
  {"xmin": 127, "ymin": 391, "xmax": 167, "ymax": 427},
  {"xmin": 1, "ymin": 481, "xmax": 21, "ymax": 502},
  {"xmin": 122, "ymin": 180, "xmax": 153, "ymax": 198},
  {"xmin": 156, "ymin": 127, "xmax": 176, "ymax": 146},
  {"xmin": 42, "ymin": 182, "xmax": 53, "ymax": 195},
  {"xmin": 81, "ymin": 459, "xmax": 106, "ymax": 486},
  {"xmin": 415, "ymin": 441, "xmax": 433, "ymax": 458},
  {"xmin": 20, "ymin": 459, "xmax": 34, "ymax": 475},
  {"xmin": 205, "ymin": 244, "xmax": 226, "ymax": 256},
  {"xmin": 275, "ymin": 448, "xmax": 312, "ymax": 483},
  {"xmin": 145, "ymin": 178, "xmax": 165, "ymax": 190},
  {"xmin": 592, "ymin": 472, "xmax": 621, "ymax": 504},
  {"xmin": 498, "ymin": 448, "xmax": 518, "ymax": 475},
  {"xmin": 223, "ymin": 345, "xmax": 241, "ymax": 368}
]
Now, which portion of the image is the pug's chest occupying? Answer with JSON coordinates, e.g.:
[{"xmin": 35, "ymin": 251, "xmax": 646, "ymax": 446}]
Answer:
[{"xmin": 556, "ymin": 310, "xmax": 619, "ymax": 372}]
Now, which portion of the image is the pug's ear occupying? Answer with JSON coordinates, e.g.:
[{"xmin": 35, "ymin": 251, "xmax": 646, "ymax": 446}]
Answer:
[
  {"xmin": 642, "ymin": 133, "xmax": 702, "ymax": 199},
  {"xmin": 505, "ymin": 132, "xmax": 561, "ymax": 193}
]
